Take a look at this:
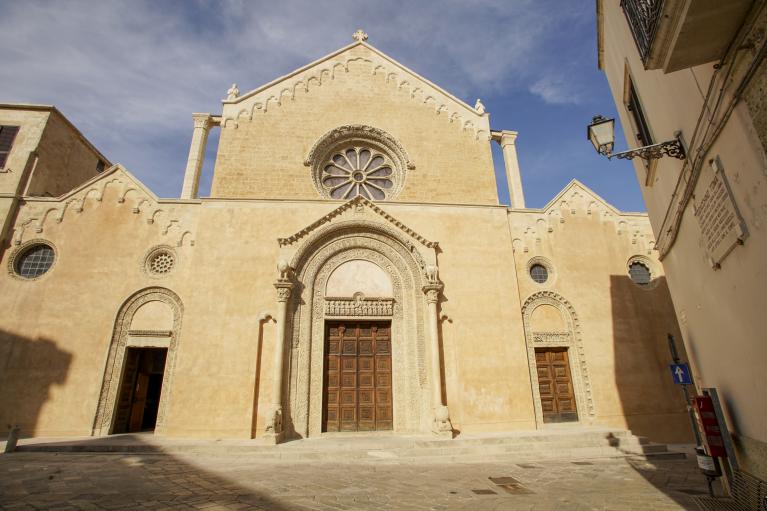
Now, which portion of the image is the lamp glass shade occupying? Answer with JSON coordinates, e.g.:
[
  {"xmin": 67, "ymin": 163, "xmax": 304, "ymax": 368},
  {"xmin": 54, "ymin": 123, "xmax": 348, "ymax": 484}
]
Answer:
[{"xmin": 588, "ymin": 116, "xmax": 615, "ymax": 154}]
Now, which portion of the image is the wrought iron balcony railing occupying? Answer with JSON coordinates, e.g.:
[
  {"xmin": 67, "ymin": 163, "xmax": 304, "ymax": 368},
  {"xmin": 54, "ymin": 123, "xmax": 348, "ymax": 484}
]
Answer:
[{"xmin": 620, "ymin": 0, "xmax": 665, "ymax": 63}]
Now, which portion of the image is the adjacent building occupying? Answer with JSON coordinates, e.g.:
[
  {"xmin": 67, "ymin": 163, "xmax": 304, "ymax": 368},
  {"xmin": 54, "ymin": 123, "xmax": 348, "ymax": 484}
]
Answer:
[{"xmin": 597, "ymin": 0, "xmax": 767, "ymax": 486}]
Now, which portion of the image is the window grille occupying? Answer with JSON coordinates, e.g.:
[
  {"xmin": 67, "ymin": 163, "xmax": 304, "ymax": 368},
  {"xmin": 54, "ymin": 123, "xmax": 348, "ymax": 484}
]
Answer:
[
  {"xmin": 15, "ymin": 244, "xmax": 55, "ymax": 279},
  {"xmin": 0, "ymin": 125, "xmax": 20, "ymax": 168}
]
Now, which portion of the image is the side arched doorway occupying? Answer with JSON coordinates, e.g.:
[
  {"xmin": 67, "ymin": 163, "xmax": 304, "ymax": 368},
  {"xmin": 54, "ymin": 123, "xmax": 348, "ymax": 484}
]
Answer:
[{"xmin": 92, "ymin": 287, "xmax": 183, "ymax": 436}]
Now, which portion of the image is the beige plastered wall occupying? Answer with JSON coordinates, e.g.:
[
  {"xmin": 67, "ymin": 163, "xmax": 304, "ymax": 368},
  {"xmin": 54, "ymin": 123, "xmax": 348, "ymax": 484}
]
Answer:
[{"xmin": 600, "ymin": 0, "xmax": 767, "ymax": 478}]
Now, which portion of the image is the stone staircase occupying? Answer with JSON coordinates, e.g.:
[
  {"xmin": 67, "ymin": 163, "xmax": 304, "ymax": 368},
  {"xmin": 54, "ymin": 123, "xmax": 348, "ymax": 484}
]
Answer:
[{"xmin": 10, "ymin": 427, "xmax": 688, "ymax": 464}]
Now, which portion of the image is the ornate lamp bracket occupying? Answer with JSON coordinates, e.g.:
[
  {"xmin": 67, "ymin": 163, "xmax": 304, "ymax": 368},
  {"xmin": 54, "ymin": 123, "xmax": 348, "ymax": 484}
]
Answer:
[{"xmin": 608, "ymin": 133, "xmax": 686, "ymax": 161}]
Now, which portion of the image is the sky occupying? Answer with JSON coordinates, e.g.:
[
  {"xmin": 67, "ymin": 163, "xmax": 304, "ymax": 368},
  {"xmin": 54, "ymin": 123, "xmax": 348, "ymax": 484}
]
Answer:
[{"xmin": 0, "ymin": 0, "xmax": 643, "ymax": 211}]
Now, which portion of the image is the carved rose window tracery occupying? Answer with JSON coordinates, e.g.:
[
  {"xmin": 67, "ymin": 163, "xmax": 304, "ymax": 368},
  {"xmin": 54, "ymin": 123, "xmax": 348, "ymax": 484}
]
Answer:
[{"xmin": 321, "ymin": 147, "xmax": 394, "ymax": 200}]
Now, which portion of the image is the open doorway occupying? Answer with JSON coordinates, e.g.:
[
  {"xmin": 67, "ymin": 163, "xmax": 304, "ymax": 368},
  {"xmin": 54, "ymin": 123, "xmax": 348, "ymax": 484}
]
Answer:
[{"xmin": 113, "ymin": 348, "xmax": 167, "ymax": 434}]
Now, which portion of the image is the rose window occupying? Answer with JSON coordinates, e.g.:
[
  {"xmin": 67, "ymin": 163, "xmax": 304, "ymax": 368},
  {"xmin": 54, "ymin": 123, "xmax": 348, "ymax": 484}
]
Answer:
[{"xmin": 321, "ymin": 147, "xmax": 394, "ymax": 200}]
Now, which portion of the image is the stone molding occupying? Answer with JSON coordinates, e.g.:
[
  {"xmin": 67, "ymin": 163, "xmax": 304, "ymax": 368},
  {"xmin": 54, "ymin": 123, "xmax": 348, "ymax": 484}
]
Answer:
[
  {"xmin": 92, "ymin": 287, "xmax": 183, "ymax": 436},
  {"xmin": 521, "ymin": 291, "xmax": 595, "ymax": 426},
  {"xmin": 285, "ymin": 228, "xmax": 431, "ymax": 439},
  {"xmin": 304, "ymin": 125, "xmax": 413, "ymax": 200},
  {"xmin": 278, "ymin": 195, "xmax": 438, "ymax": 250}
]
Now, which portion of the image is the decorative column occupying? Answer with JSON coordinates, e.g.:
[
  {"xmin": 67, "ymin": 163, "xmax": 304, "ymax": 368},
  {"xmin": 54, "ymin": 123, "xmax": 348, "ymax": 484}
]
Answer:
[
  {"xmin": 264, "ymin": 271, "xmax": 293, "ymax": 444},
  {"xmin": 180, "ymin": 113, "xmax": 212, "ymax": 199},
  {"xmin": 498, "ymin": 130, "xmax": 526, "ymax": 209},
  {"xmin": 423, "ymin": 267, "xmax": 453, "ymax": 437}
]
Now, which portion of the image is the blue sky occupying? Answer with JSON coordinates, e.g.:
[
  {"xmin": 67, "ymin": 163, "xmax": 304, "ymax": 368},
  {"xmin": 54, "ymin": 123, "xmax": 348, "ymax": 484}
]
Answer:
[{"xmin": 0, "ymin": 0, "xmax": 642, "ymax": 211}]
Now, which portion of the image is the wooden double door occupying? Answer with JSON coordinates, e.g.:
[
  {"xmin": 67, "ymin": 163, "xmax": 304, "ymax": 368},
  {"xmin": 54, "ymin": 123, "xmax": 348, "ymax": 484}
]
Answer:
[
  {"xmin": 323, "ymin": 321, "xmax": 393, "ymax": 432},
  {"xmin": 535, "ymin": 348, "xmax": 578, "ymax": 423},
  {"xmin": 113, "ymin": 348, "xmax": 167, "ymax": 433}
]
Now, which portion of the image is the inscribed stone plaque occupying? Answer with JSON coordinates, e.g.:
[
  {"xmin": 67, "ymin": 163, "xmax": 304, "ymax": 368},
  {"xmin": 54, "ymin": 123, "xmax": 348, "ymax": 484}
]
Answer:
[{"xmin": 693, "ymin": 162, "xmax": 747, "ymax": 266}]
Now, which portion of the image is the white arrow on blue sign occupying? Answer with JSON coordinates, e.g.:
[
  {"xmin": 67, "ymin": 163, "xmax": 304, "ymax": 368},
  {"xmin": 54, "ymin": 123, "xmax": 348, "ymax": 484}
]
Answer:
[{"xmin": 669, "ymin": 363, "xmax": 692, "ymax": 385}]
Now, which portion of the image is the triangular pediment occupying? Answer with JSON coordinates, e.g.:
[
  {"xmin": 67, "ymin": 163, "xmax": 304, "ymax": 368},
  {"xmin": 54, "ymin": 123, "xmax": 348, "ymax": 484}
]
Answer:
[
  {"xmin": 278, "ymin": 195, "xmax": 437, "ymax": 249},
  {"xmin": 220, "ymin": 39, "xmax": 488, "ymax": 139},
  {"xmin": 540, "ymin": 179, "xmax": 634, "ymax": 216}
]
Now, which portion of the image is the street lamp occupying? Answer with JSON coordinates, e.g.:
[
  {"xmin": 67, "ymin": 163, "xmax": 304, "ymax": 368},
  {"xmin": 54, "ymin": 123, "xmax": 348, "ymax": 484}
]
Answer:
[{"xmin": 587, "ymin": 115, "xmax": 686, "ymax": 161}]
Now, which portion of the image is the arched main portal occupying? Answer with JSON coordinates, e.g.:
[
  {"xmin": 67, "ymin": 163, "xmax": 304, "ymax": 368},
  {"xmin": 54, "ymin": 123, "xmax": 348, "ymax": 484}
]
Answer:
[
  {"xmin": 272, "ymin": 218, "xmax": 451, "ymax": 440},
  {"xmin": 92, "ymin": 287, "xmax": 183, "ymax": 436}
]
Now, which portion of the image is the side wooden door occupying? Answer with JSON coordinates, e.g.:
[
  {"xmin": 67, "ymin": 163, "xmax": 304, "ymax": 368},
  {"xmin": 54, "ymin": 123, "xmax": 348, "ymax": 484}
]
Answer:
[{"xmin": 535, "ymin": 348, "xmax": 578, "ymax": 423}]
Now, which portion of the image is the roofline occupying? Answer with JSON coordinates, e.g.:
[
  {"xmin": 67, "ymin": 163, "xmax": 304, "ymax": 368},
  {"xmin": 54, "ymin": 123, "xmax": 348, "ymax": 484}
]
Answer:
[
  {"xmin": 596, "ymin": 0, "xmax": 605, "ymax": 70},
  {"xmin": 226, "ymin": 40, "xmax": 479, "ymax": 116},
  {"xmin": 0, "ymin": 103, "xmax": 112, "ymax": 166}
]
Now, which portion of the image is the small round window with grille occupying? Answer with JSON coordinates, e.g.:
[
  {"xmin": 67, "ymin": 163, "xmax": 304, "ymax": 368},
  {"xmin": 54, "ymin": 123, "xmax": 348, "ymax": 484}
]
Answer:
[
  {"xmin": 628, "ymin": 261, "xmax": 652, "ymax": 286},
  {"xmin": 145, "ymin": 247, "xmax": 176, "ymax": 276},
  {"xmin": 13, "ymin": 242, "xmax": 55, "ymax": 279},
  {"xmin": 529, "ymin": 263, "xmax": 549, "ymax": 284}
]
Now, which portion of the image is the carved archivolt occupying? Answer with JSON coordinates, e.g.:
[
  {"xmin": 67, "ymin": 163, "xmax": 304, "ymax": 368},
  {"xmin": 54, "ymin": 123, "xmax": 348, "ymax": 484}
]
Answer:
[
  {"xmin": 521, "ymin": 291, "xmax": 595, "ymax": 426},
  {"xmin": 92, "ymin": 287, "xmax": 183, "ymax": 436},
  {"xmin": 285, "ymin": 224, "xmax": 431, "ymax": 438}
]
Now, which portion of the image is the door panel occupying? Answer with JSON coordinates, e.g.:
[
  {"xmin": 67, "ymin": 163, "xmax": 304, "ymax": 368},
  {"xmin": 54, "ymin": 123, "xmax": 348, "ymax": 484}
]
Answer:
[
  {"xmin": 535, "ymin": 348, "xmax": 578, "ymax": 423},
  {"xmin": 324, "ymin": 321, "xmax": 392, "ymax": 432}
]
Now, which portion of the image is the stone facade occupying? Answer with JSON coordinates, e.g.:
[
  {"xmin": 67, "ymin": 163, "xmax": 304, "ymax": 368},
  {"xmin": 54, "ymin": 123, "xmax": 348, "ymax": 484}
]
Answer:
[{"xmin": 0, "ymin": 34, "xmax": 690, "ymax": 445}]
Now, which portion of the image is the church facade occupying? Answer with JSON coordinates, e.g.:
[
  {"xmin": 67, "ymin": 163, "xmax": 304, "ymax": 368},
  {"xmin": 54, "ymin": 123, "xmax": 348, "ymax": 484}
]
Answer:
[{"xmin": 0, "ymin": 33, "xmax": 690, "ymax": 444}]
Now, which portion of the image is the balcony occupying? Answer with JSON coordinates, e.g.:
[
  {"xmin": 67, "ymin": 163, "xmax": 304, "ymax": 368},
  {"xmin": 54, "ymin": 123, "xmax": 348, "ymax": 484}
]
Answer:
[{"xmin": 621, "ymin": 0, "xmax": 753, "ymax": 73}]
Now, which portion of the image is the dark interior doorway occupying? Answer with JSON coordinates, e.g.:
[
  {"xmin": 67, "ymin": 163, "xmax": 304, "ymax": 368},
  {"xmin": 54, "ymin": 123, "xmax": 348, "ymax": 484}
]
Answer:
[{"xmin": 113, "ymin": 348, "xmax": 167, "ymax": 434}]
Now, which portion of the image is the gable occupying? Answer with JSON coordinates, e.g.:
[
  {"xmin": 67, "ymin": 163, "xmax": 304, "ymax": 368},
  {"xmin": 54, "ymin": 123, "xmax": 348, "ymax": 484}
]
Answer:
[{"xmin": 210, "ymin": 41, "xmax": 498, "ymax": 205}]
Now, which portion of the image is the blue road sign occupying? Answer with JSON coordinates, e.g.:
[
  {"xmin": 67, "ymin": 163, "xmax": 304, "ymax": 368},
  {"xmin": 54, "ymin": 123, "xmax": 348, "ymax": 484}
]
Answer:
[{"xmin": 670, "ymin": 363, "xmax": 692, "ymax": 385}]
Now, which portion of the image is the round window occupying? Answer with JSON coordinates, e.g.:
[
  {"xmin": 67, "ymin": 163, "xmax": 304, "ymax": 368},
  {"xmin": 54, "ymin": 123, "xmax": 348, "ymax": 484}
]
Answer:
[
  {"xmin": 321, "ymin": 147, "xmax": 395, "ymax": 200},
  {"xmin": 145, "ymin": 247, "xmax": 176, "ymax": 276},
  {"xmin": 530, "ymin": 263, "xmax": 548, "ymax": 284},
  {"xmin": 628, "ymin": 261, "xmax": 652, "ymax": 286},
  {"xmin": 14, "ymin": 243, "xmax": 55, "ymax": 279}
]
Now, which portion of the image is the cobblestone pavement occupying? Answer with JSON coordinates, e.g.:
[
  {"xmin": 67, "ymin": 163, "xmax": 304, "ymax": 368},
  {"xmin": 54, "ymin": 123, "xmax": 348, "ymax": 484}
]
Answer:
[{"xmin": 0, "ymin": 452, "xmax": 715, "ymax": 510}]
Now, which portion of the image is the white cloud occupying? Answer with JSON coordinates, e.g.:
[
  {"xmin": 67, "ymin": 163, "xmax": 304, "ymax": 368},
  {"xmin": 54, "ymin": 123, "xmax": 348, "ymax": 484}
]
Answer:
[{"xmin": 529, "ymin": 75, "xmax": 583, "ymax": 105}]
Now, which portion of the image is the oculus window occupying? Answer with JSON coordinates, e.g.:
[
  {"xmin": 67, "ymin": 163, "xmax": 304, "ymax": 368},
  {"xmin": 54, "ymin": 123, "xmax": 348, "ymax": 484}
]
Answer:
[{"xmin": 14, "ymin": 243, "xmax": 55, "ymax": 279}]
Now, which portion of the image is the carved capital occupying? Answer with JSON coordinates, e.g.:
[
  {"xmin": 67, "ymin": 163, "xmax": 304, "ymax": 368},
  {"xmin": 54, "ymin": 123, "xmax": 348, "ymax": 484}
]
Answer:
[
  {"xmin": 422, "ymin": 283, "xmax": 442, "ymax": 304},
  {"xmin": 499, "ymin": 130, "xmax": 518, "ymax": 148},
  {"xmin": 192, "ymin": 113, "xmax": 212, "ymax": 130},
  {"xmin": 275, "ymin": 281, "xmax": 294, "ymax": 302}
]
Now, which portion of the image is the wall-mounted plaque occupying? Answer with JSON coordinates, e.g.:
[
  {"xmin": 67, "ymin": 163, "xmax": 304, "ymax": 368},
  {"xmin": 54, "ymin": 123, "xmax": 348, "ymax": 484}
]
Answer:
[{"xmin": 693, "ymin": 157, "xmax": 748, "ymax": 267}]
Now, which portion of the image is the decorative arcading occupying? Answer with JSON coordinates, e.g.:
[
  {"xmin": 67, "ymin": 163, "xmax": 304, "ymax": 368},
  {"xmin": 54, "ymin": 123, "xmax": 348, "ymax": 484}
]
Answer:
[
  {"xmin": 279, "ymin": 195, "xmax": 437, "ymax": 250},
  {"xmin": 91, "ymin": 287, "xmax": 183, "ymax": 436},
  {"xmin": 521, "ymin": 290, "xmax": 596, "ymax": 422},
  {"xmin": 12, "ymin": 170, "xmax": 196, "ymax": 249},
  {"xmin": 220, "ymin": 52, "xmax": 489, "ymax": 141}
]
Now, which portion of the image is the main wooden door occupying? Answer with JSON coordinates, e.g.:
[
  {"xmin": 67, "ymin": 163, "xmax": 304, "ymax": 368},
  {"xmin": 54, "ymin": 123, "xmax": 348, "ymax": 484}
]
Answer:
[
  {"xmin": 535, "ymin": 348, "xmax": 578, "ymax": 423},
  {"xmin": 323, "ymin": 321, "xmax": 393, "ymax": 432},
  {"xmin": 113, "ymin": 348, "xmax": 167, "ymax": 433}
]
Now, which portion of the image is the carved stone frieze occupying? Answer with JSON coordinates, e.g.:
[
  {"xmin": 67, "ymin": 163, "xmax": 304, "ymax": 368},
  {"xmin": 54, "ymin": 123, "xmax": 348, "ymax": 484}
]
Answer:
[
  {"xmin": 521, "ymin": 291, "xmax": 595, "ymax": 425},
  {"xmin": 325, "ymin": 295, "xmax": 394, "ymax": 316},
  {"xmin": 92, "ymin": 287, "xmax": 183, "ymax": 436}
]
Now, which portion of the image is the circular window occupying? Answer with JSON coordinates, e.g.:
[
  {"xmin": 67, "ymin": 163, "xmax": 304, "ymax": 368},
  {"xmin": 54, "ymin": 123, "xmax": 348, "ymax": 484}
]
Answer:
[
  {"xmin": 530, "ymin": 264, "xmax": 549, "ymax": 284},
  {"xmin": 145, "ymin": 247, "xmax": 176, "ymax": 276},
  {"xmin": 628, "ymin": 261, "xmax": 652, "ymax": 286},
  {"xmin": 13, "ymin": 243, "xmax": 55, "ymax": 279},
  {"xmin": 322, "ymin": 147, "xmax": 395, "ymax": 200}
]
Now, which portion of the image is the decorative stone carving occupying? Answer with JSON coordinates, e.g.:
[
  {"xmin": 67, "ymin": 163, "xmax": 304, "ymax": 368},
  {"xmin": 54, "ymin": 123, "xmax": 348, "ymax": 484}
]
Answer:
[
  {"xmin": 304, "ymin": 125, "xmax": 413, "ymax": 201},
  {"xmin": 474, "ymin": 98, "xmax": 485, "ymax": 114},
  {"xmin": 521, "ymin": 291, "xmax": 595, "ymax": 426},
  {"xmin": 352, "ymin": 29, "xmax": 368, "ymax": 42},
  {"xmin": 324, "ymin": 295, "xmax": 394, "ymax": 316},
  {"xmin": 285, "ymin": 227, "xmax": 431, "ymax": 439},
  {"xmin": 92, "ymin": 287, "xmax": 183, "ymax": 436}
]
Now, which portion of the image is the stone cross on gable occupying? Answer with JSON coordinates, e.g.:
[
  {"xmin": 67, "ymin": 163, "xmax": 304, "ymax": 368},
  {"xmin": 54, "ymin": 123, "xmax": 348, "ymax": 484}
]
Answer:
[{"xmin": 352, "ymin": 29, "xmax": 368, "ymax": 42}]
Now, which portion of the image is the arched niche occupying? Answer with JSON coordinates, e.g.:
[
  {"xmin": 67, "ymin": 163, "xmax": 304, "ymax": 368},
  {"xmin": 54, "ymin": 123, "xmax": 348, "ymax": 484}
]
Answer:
[
  {"xmin": 325, "ymin": 259, "xmax": 394, "ymax": 297},
  {"xmin": 92, "ymin": 287, "xmax": 183, "ymax": 436},
  {"xmin": 521, "ymin": 291, "xmax": 595, "ymax": 427}
]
